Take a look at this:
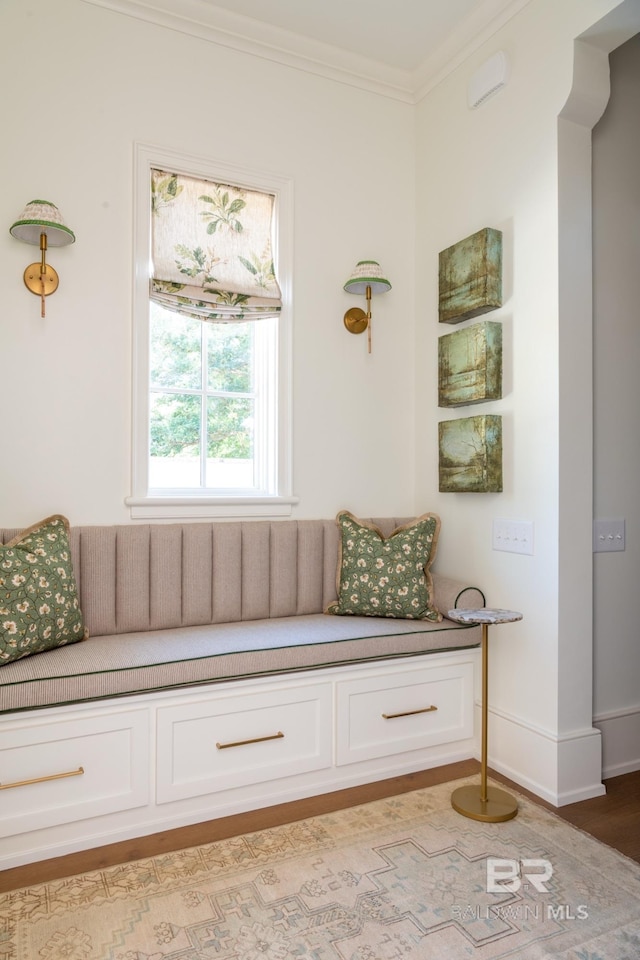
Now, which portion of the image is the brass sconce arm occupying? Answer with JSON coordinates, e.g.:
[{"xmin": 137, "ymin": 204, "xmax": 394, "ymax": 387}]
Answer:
[
  {"xmin": 9, "ymin": 200, "xmax": 75, "ymax": 317},
  {"xmin": 22, "ymin": 232, "xmax": 60, "ymax": 317},
  {"xmin": 344, "ymin": 284, "xmax": 373, "ymax": 350},
  {"xmin": 343, "ymin": 261, "xmax": 391, "ymax": 354}
]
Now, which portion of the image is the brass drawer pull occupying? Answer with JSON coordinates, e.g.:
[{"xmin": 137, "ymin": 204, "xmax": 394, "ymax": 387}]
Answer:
[
  {"xmin": 0, "ymin": 766, "xmax": 85, "ymax": 791},
  {"xmin": 382, "ymin": 706, "xmax": 438, "ymax": 720},
  {"xmin": 216, "ymin": 731, "xmax": 284, "ymax": 750}
]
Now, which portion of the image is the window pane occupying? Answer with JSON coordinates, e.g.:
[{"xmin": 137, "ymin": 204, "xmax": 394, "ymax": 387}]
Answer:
[
  {"xmin": 149, "ymin": 393, "xmax": 201, "ymax": 488},
  {"xmin": 206, "ymin": 396, "xmax": 254, "ymax": 488},
  {"xmin": 206, "ymin": 322, "xmax": 252, "ymax": 393},
  {"xmin": 150, "ymin": 303, "xmax": 201, "ymax": 390}
]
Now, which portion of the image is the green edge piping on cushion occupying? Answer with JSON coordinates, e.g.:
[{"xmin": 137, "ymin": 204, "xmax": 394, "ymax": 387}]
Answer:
[
  {"xmin": 0, "ymin": 618, "xmax": 481, "ymax": 686},
  {"xmin": 0, "ymin": 638, "xmax": 481, "ymax": 715}
]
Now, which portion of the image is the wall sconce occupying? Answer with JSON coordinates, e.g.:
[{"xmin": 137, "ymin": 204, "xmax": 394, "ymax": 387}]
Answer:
[
  {"xmin": 9, "ymin": 200, "xmax": 75, "ymax": 317},
  {"xmin": 343, "ymin": 260, "xmax": 391, "ymax": 353}
]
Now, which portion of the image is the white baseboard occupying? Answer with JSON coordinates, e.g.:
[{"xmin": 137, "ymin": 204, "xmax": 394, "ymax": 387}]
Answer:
[
  {"xmin": 594, "ymin": 705, "xmax": 640, "ymax": 779},
  {"xmin": 476, "ymin": 703, "xmax": 605, "ymax": 806}
]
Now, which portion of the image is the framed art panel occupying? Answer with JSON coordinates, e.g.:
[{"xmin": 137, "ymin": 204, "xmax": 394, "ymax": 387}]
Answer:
[
  {"xmin": 439, "ymin": 227, "xmax": 502, "ymax": 324},
  {"xmin": 438, "ymin": 415, "xmax": 503, "ymax": 493},
  {"xmin": 438, "ymin": 320, "xmax": 502, "ymax": 407}
]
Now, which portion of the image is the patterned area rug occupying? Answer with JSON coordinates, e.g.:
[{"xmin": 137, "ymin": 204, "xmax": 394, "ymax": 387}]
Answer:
[{"xmin": 3, "ymin": 777, "xmax": 640, "ymax": 959}]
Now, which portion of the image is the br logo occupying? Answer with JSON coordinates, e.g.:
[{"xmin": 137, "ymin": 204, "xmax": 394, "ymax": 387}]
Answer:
[{"xmin": 486, "ymin": 858, "xmax": 553, "ymax": 893}]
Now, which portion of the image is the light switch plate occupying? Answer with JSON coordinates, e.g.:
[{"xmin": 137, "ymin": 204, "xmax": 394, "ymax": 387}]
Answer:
[
  {"xmin": 593, "ymin": 519, "xmax": 625, "ymax": 552},
  {"xmin": 492, "ymin": 519, "xmax": 534, "ymax": 555}
]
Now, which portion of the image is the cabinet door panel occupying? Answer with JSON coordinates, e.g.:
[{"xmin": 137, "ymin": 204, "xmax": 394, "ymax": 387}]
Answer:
[
  {"xmin": 157, "ymin": 683, "xmax": 332, "ymax": 802},
  {"xmin": 0, "ymin": 710, "xmax": 149, "ymax": 836},
  {"xmin": 337, "ymin": 663, "xmax": 474, "ymax": 765}
]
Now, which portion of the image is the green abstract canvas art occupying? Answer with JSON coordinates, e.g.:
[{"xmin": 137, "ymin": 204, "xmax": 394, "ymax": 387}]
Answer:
[
  {"xmin": 438, "ymin": 320, "xmax": 503, "ymax": 407},
  {"xmin": 438, "ymin": 227, "xmax": 503, "ymax": 324},
  {"xmin": 439, "ymin": 415, "xmax": 503, "ymax": 492}
]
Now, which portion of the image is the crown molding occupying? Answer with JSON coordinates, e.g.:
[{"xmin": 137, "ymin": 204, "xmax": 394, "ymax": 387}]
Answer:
[
  {"xmin": 411, "ymin": 0, "xmax": 533, "ymax": 102},
  {"xmin": 82, "ymin": 0, "xmax": 531, "ymax": 104},
  {"xmin": 82, "ymin": 0, "xmax": 414, "ymax": 101}
]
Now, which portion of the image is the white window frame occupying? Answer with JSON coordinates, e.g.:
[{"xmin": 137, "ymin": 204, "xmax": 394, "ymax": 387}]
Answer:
[{"xmin": 127, "ymin": 143, "xmax": 296, "ymax": 519}]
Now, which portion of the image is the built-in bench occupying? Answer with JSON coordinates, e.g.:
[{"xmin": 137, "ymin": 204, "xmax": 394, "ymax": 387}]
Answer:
[
  {"xmin": 0, "ymin": 517, "xmax": 484, "ymax": 870},
  {"xmin": 0, "ymin": 518, "xmax": 483, "ymax": 714}
]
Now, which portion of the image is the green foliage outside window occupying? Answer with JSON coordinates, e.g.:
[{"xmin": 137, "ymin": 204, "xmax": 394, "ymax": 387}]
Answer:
[{"xmin": 150, "ymin": 306, "xmax": 253, "ymax": 461}]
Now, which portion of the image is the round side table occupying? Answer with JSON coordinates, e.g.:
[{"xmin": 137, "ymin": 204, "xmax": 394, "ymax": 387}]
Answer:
[{"xmin": 447, "ymin": 607, "xmax": 523, "ymax": 823}]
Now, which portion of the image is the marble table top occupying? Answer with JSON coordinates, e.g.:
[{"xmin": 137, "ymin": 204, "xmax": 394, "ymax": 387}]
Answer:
[{"xmin": 447, "ymin": 607, "xmax": 523, "ymax": 625}]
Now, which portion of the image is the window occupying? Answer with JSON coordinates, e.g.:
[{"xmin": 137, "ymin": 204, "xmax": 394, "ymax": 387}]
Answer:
[{"xmin": 128, "ymin": 145, "xmax": 295, "ymax": 519}]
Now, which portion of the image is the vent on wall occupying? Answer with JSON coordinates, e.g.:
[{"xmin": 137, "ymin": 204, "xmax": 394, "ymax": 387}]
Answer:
[{"xmin": 468, "ymin": 51, "xmax": 509, "ymax": 109}]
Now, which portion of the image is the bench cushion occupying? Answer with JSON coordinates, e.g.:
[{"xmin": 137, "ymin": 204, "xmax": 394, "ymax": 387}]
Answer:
[{"xmin": 0, "ymin": 613, "xmax": 481, "ymax": 713}]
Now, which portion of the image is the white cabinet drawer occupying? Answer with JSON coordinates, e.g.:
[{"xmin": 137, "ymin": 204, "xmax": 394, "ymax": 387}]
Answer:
[
  {"xmin": 157, "ymin": 682, "xmax": 333, "ymax": 803},
  {"xmin": 0, "ymin": 709, "xmax": 149, "ymax": 837},
  {"xmin": 336, "ymin": 661, "xmax": 474, "ymax": 765}
]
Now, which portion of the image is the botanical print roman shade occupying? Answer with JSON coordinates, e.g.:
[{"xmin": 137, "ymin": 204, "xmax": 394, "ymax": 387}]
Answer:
[{"xmin": 150, "ymin": 168, "xmax": 282, "ymax": 322}]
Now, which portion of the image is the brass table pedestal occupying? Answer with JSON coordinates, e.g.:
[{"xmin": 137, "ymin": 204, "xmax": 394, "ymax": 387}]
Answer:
[{"xmin": 447, "ymin": 608, "xmax": 523, "ymax": 824}]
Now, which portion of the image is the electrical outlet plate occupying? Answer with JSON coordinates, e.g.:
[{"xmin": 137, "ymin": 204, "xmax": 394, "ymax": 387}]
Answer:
[
  {"xmin": 593, "ymin": 519, "xmax": 625, "ymax": 552},
  {"xmin": 492, "ymin": 519, "xmax": 534, "ymax": 555}
]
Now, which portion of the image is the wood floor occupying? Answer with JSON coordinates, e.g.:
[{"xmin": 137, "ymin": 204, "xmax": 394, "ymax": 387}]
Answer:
[{"xmin": 1, "ymin": 760, "xmax": 638, "ymax": 893}]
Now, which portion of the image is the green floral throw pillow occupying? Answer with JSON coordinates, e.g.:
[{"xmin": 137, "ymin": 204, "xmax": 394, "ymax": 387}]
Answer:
[
  {"xmin": 326, "ymin": 511, "xmax": 442, "ymax": 621},
  {"xmin": 0, "ymin": 515, "xmax": 87, "ymax": 666}
]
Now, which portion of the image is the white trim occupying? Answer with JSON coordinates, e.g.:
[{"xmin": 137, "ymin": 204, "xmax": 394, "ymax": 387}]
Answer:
[
  {"xmin": 82, "ymin": 0, "xmax": 532, "ymax": 105},
  {"xmin": 412, "ymin": 0, "xmax": 532, "ymax": 103},
  {"xmin": 130, "ymin": 142, "xmax": 295, "ymax": 520},
  {"xmin": 594, "ymin": 702, "xmax": 640, "ymax": 723},
  {"xmin": 82, "ymin": 0, "xmax": 413, "ymax": 102},
  {"xmin": 480, "ymin": 697, "xmax": 602, "ymax": 745},
  {"xmin": 125, "ymin": 495, "xmax": 299, "ymax": 519},
  {"xmin": 594, "ymin": 703, "xmax": 640, "ymax": 779},
  {"xmin": 472, "ymin": 700, "xmax": 605, "ymax": 806}
]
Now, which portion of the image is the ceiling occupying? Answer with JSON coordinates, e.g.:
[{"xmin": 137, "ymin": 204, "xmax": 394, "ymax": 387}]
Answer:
[
  {"xmin": 85, "ymin": 0, "xmax": 529, "ymax": 100},
  {"xmin": 199, "ymin": 0, "xmax": 486, "ymax": 73}
]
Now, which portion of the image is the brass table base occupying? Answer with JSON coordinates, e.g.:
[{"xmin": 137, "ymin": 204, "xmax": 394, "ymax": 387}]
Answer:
[
  {"xmin": 451, "ymin": 783, "xmax": 518, "ymax": 823},
  {"xmin": 446, "ymin": 609, "xmax": 523, "ymax": 825}
]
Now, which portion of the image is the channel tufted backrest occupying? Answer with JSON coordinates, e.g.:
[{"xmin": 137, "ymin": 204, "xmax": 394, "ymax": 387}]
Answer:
[{"xmin": 1, "ymin": 518, "xmax": 411, "ymax": 637}]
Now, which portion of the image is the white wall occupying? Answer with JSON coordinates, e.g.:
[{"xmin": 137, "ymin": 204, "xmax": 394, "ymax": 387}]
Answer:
[
  {"xmin": 0, "ymin": 0, "xmax": 415, "ymax": 527},
  {"xmin": 3, "ymin": 0, "xmax": 640, "ymax": 804},
  {"xmin": 592, "ymin": 32, "xmax": 640, "ymax": 777},
  {"xmin": 414, "ymin": 0, "xmax": 640, "ymax": 803}
]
